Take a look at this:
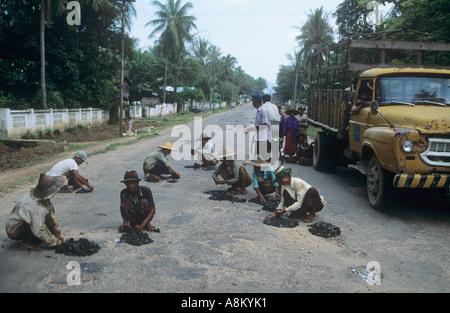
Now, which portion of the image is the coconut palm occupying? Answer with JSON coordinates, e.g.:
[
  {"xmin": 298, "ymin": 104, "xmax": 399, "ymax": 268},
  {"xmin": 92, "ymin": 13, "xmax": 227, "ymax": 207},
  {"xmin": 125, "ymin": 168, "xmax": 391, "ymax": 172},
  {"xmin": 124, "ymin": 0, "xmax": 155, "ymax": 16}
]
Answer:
[
  {"xmin": 222, "ymin": 54, "xmax": 237, "ymax": 101},
  {"xmin": 146, "ymin": 0, "xmax": 197, "ymax": 110},
  {"xmin": 295, "ymin": 7, "xmax": 334, "ymax": 70},
  {"xmin": 191, "ymin": 37, "xmax": 211, "ymax": 67},
  {"xmin": 205, "ymin": 45, "xmax": 222, "ymax": 104}
]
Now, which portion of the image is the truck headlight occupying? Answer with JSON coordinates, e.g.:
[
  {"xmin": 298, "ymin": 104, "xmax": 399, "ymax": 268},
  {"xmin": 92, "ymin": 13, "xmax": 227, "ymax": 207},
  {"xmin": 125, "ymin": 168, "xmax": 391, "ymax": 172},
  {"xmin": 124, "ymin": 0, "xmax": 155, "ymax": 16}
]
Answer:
[{"xmin": 402, "ymin": 140, "xmax": 414, "ymax": 153}]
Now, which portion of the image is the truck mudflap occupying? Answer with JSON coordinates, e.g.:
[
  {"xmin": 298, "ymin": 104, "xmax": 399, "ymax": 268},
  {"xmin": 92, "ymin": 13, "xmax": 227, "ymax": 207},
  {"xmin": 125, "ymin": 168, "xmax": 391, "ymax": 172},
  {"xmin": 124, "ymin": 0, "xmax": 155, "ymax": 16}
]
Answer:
[{"xmin": 393, "ymin": 173, "xmax": 450, "ymax": 189}]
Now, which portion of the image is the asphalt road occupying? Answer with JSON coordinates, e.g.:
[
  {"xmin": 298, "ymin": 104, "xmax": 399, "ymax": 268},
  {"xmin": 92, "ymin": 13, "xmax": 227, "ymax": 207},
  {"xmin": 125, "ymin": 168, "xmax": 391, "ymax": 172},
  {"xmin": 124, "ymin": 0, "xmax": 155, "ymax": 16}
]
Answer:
[{"xmin": 0, "ymin": 104, "xmax": 449, "ymax": 294}]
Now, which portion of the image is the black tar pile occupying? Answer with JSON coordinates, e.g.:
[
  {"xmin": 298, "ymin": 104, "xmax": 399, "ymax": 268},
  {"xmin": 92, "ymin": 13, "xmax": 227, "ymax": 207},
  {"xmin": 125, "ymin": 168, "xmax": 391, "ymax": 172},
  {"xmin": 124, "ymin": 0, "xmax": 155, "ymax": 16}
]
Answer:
[
  {"xmin": 249, "ymin": 197, "xmax": 280, "ymax": 211},
  {"xmin": 55, "ymin": 238, "xmax": 101, "ymax": 257},
  {"xmin": 263, "ymin": 216, "xmax": 299, "ymax": 228},
  {"xmin": 204, "ymin": 190, "xmax": 246, "ymax": 203},
  {"xmin": 119, "ymin": 229, "xmax": 154, "ymax": 246},
  {"xmin": 308, "ymin": 221, "xmax": 341, "ymax": 238}
]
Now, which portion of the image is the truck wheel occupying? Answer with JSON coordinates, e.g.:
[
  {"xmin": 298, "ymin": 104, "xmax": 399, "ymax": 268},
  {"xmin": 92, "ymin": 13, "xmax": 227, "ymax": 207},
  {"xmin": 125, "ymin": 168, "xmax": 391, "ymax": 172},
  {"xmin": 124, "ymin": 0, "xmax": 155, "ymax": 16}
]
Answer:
[
  {"xmin": 313, "ymin": 131, "xmax": 329, "ymax": 172},
  {"xmin": 367, "ymin": 155, "xmax": 392, "ymax": 210}
]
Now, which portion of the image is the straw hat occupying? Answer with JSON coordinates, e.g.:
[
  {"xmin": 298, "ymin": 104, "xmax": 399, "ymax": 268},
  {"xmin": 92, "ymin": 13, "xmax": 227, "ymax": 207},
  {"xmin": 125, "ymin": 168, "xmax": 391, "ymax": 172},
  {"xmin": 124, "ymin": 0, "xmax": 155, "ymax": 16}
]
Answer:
[
  {"xmin": 159, "ymin": 142, "xmax": 176, "ymax": 151},
  {"xmin": 120, "ymin": 170, "xmax": 141, "ymax": 183},
  {"xmin": 217, "ymin": 146, "xmax": 238, "ymax": 160},
  {"xmin": 197, "ymin": 133, "xmax": 212, "ymax": 140},
  {"xmin": 31, "ymin": 174, "xmax": 66, "ymax": 201},
  {"xmin": 247, "ymin": 155, "xmax": 271, "ymax": 168},
  {"xmin": 275, "ymin": 165, "xmax": 291, "ymax": 181},
  {"xmin": 285, "ymin": 109, "xmax": 299, "ymax": 116}
]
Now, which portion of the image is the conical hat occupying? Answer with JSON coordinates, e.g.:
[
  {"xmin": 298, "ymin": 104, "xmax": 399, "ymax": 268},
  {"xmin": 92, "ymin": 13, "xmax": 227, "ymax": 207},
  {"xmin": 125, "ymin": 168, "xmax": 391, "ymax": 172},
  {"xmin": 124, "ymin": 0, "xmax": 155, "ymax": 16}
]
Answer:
[
  {"xmin": 285, "ymin": 109, "xmax": 299, "ymax": 116},
  {"xmin": 197, "ymin": 133, "xmax": 212, "ymax": 140},
  {"xmin": 217, "ymin": 146, "xmax": 238, "ymax": 160},
  {"xmin": 159, "ymin": 141, "xmax": 176, "ymax": 151},
  {"xmin": 31, "ymin": 174, "xmax": 66, "ymax": 201},
  {"xmin": 246, "ymin": 155, "xmax": 271, "ymax": 168}
]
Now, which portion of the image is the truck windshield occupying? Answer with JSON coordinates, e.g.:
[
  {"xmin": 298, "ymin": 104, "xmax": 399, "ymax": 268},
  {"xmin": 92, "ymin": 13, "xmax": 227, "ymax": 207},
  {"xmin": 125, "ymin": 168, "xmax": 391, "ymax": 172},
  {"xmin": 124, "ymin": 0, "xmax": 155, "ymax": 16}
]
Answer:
[{"xmin": 375, "ymin": 76, "xmax": 450, "ymax": 106}]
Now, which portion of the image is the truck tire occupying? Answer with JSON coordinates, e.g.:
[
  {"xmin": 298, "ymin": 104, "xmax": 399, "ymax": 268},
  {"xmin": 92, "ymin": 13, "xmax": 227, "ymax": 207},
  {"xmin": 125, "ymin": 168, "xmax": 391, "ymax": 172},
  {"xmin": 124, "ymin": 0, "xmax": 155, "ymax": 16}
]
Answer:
[
  {"xmin": 367, "ymin": 155, "xmax": 393, "ymax": 210},
  {"xmin": 313, "ymin": 131, "xmax": 329, "ymax": 172}
]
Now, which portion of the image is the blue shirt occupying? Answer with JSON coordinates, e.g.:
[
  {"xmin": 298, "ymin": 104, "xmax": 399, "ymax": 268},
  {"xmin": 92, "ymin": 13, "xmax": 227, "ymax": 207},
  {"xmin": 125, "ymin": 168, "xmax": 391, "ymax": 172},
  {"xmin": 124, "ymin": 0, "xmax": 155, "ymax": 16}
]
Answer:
[{"xmin": 252, "ymin": 166, "xmax": 279, "ymax": 189}]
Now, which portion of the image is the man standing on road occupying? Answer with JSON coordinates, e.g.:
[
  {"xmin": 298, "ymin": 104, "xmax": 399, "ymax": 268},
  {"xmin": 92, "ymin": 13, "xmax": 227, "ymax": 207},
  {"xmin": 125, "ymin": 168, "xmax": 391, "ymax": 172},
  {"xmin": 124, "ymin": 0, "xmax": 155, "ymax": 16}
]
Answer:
[
  {"xmin": 264, "ymin": 166, "xmax": 326, "ymax": 223},
  {"xmin": 263, "ymin": 94, "xmax": 280, "ymax": 137},
  {"xmin": 46, "ymin": 151, "xmax": 94, "ymax": 192},
  {"xmin": 118, "ymin": 170, "xmax": 158, "ymax": 232},
  {"xmin": 244, "ymin": 95, "xmax": 272, "ymax": 162},
  {"xmin": 5, "ymin": 174, "xmax": 66, "ymax": 250}
]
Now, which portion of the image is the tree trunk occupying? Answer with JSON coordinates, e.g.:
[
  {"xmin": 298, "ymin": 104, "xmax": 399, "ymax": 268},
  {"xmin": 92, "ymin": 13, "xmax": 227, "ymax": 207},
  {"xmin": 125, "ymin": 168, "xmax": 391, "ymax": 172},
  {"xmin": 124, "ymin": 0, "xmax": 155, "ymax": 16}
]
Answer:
[
  {"xmin": 174, "ymin": 53, "xmax": 181, "ymax": 112},
  {"xmin": 40, "ymin": 0, "xmax": 47, "ymax": 109},
  {"xmin": 163, "ymin": 55, "xmax": 168, "ymax": 104}
]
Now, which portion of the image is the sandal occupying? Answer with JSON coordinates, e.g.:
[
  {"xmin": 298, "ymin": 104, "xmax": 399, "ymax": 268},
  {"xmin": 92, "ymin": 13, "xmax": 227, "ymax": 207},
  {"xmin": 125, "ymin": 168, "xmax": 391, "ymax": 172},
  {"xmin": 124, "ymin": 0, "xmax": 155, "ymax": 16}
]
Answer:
[{"xmin": 303, "ymin": 215, "xmax": 317, "ymax": 223}]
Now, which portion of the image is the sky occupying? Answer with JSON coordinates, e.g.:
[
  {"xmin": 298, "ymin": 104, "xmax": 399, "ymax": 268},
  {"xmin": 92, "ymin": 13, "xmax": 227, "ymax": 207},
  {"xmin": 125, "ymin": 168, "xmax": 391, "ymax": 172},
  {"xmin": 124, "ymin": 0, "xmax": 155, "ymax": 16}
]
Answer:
[{"xmin": 128, "ymin": 0, "xmax": 375, "ymax": 89}]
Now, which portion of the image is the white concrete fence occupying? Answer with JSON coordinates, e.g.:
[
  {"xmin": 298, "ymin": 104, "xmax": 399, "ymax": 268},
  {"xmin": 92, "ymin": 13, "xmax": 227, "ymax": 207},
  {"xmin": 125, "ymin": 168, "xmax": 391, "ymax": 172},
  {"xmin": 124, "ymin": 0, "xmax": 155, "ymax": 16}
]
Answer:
[
  {"xmin": 0, "ymin": 107, "xmax": 109, "ymax": 139},
  {"xmin": 130, "ymin": 101, "xmax": 227, "ymax": 119},
  {"xmin": 0, "ymin": 101, "xmax": 229, "ymax": 139}
]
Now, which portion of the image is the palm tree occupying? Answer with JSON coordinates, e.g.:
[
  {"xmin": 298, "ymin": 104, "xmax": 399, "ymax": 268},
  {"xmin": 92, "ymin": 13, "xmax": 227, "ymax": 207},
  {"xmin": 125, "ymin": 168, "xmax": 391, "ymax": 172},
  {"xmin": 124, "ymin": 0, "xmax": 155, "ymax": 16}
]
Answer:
[
  {"xmin": 191, "ymin": 37, "xmax": 211, "ymax": 67},
  {"xmin": 295, "ymin": 7, "xmax": 334, "ymax": 70},
  {"xmin": 146, "ymin": 0, "xmax": 197, "ymax": 111},
  {"xmin": 222, "ymin": 54, "xmax": 237, "ymax": 102},
  {"xmin": 205, "ymin": 45, "xmax": 221, "ymax": 105},
  {"xmin": 285, "ymin": 51, "xmax": 305, "ymax": 108}
]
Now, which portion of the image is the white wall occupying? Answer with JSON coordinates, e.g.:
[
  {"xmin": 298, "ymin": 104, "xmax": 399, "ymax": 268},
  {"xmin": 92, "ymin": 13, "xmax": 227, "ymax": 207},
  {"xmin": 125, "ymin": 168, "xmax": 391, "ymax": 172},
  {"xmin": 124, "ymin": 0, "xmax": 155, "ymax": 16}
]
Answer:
[{"xmin": 0, "ymin": 108, "xmax": 108, "ymax": 139}]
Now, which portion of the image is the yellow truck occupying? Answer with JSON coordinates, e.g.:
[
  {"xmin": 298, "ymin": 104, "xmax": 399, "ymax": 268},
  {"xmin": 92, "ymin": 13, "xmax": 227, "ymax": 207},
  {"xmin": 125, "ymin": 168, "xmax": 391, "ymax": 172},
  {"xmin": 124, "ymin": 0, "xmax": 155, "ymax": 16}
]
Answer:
[{"xmin": 307, "ymin": 31, "xmax": 450, "ymax": 209}]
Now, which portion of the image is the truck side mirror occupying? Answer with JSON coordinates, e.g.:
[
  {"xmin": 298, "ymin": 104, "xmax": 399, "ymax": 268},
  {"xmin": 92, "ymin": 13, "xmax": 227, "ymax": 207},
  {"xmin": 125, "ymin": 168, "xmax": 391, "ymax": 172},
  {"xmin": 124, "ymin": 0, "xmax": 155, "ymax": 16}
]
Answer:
[{"xmin": 370, "ymin": 101, "xmax": 379, "ymax": 115}]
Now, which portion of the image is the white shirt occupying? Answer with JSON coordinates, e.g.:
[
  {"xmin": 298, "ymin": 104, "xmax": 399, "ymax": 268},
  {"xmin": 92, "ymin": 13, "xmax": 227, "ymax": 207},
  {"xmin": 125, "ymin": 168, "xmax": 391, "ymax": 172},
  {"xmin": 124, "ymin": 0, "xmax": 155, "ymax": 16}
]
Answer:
[
  {"xmin": 255, "ymin": 106, "xmax": 271, "ymax": 142},
  {"xmin": 277, "ymin": 177, "xmax": 326, "ymax": 212},
  {"xmin": 194, "ymin": 141, "xmax": 217, "ymax": 161},
  {"xmin": 46, "ymin": 158, "xmax": 78, "ymax": 177},
  {"xmin": 264, "ymin": 101, "xmax": 280, "ymax": 125}
]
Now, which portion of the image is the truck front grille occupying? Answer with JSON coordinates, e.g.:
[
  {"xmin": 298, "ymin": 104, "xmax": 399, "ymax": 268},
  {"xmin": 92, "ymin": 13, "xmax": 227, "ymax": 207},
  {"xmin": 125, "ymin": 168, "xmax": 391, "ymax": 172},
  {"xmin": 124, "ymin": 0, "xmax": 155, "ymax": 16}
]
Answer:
[{"xmin": 420, "ymin": 138, "xmax": 450, "ymax": 167}]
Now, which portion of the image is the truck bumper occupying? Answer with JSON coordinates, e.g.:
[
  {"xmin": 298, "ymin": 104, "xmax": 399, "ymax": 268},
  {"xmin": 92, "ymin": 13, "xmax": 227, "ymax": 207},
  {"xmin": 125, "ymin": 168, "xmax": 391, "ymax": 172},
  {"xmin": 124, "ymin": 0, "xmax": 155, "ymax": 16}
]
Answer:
[{"xmin": 393, "ymin": 173, "xmax": 450, "ymax": 189}]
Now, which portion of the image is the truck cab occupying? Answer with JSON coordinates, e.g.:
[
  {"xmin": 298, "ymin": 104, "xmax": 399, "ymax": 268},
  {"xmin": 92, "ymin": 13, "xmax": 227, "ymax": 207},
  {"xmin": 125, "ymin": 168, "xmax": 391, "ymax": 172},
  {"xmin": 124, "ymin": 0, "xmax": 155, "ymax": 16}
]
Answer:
[{"xmin": 348, "ymin": 68, "xmax": 450, "ymax": 207}]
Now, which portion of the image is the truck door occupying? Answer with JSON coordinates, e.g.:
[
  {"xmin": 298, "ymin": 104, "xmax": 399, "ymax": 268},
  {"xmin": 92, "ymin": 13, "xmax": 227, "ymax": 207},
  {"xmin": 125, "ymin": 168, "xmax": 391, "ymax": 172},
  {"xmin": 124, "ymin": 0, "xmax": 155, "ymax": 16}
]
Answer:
[{"xmin": 349, "ymin": 78, "xmax": 374, "ymax": 154}]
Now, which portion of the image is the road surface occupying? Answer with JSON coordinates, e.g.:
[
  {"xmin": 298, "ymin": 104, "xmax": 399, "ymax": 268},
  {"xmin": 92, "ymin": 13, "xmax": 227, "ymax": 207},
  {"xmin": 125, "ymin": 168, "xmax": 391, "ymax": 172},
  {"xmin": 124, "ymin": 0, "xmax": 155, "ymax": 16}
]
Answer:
[{"xmin": 0, "ymin": 104, "xmax": 449, "ymax": 294}]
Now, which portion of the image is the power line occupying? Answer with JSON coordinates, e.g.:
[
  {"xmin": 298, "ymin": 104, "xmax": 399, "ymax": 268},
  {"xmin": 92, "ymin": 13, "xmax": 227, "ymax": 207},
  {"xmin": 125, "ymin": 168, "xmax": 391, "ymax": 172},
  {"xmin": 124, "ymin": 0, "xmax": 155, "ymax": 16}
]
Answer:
[{"xmin": 195, "ymin": 13, "xmax": 307, "ymax": 17}]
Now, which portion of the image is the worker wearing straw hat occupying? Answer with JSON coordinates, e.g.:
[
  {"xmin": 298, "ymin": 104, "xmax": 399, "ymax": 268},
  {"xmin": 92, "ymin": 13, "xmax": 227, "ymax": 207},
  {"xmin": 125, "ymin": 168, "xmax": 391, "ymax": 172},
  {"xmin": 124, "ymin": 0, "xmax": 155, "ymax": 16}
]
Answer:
[
  {"xmin": 247, "ymin": 155, "xmax": 280, "ymax": 204},
  {"xmin": 5, "ymin": 174, "xmax": 66, "ymax": 250},
  {"xmin": 212, "ymin": 146, "xmax": 252, "ymax": 195},
  {"xmin": 143, "ymin": 142, "xmax": 180, "ymax": 180}
]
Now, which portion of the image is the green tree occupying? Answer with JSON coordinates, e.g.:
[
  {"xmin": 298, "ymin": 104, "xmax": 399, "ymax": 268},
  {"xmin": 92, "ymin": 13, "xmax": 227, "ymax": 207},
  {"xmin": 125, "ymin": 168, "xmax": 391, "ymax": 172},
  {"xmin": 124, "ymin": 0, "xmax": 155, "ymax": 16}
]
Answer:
[
  {"xmin": 205, "ymin": 45, "xmax": 222, "ymax": 103},
  {"xmin": 333, "ymin": 0, "xmax": 374, "ymax": 39},
  {"xmin": 146, "ymin": 0, "xmax": 197, "ymax": 111},
  {"xmin": 295, "ymin": 7, "xmax": 335, "ymax": 70},
  {"xmin": 222, "ymin": 54, "xmax": 237, "ymax": 101}
]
